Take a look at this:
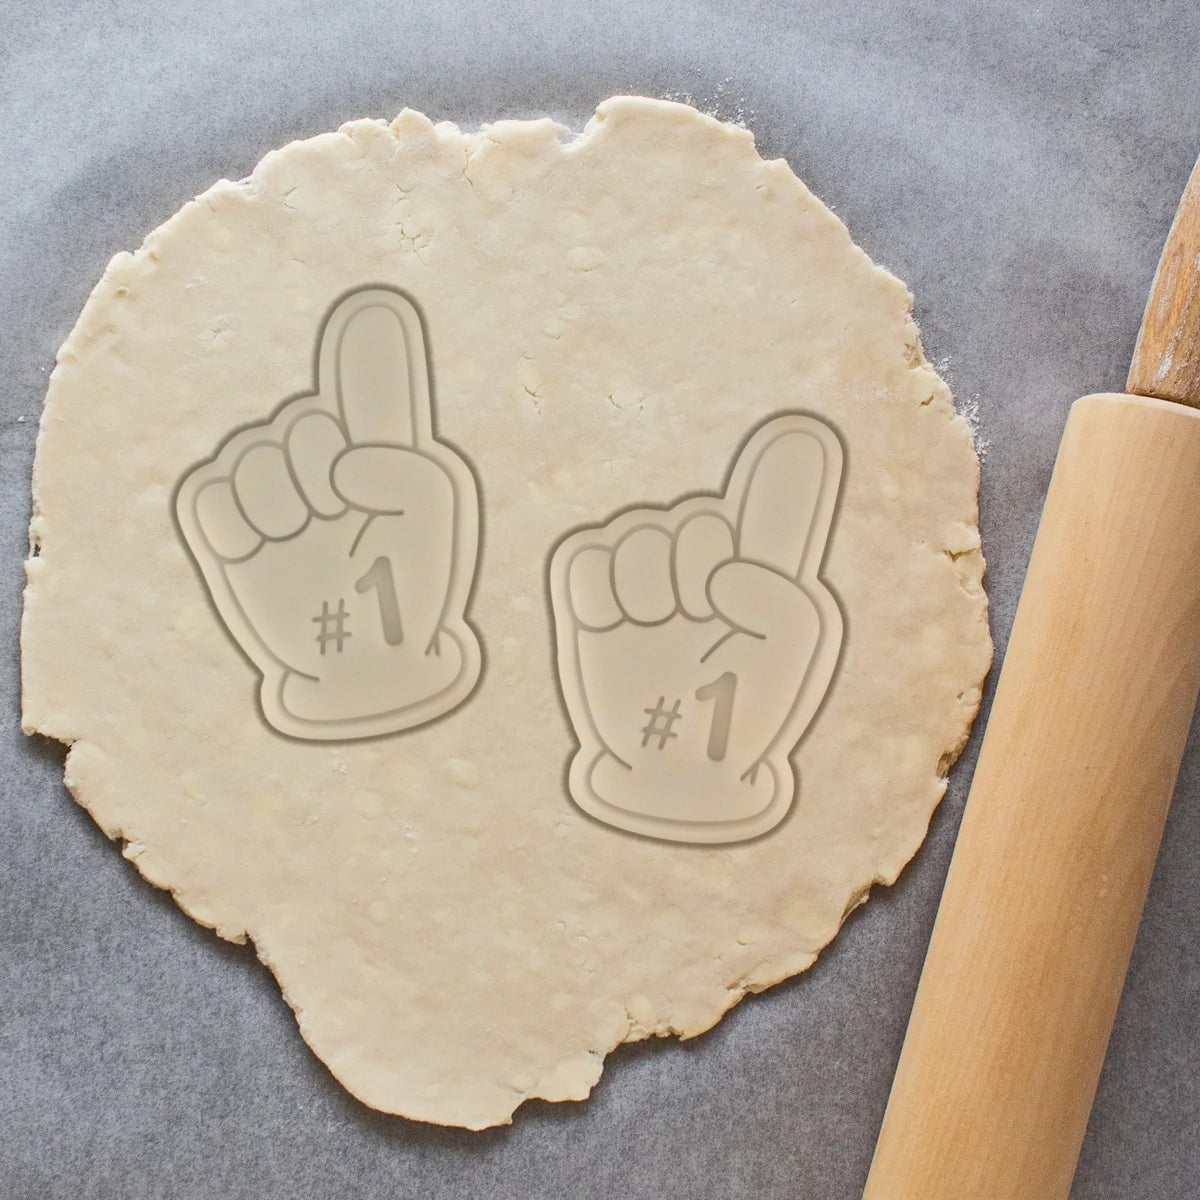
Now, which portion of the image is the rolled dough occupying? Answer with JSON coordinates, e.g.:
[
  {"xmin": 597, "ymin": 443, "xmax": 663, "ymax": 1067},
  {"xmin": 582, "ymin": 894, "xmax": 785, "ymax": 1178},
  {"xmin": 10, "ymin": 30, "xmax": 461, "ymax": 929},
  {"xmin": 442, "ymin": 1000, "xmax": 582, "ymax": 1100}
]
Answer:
[{"xmin": 21, "ymin": 97, "xmax": 991, "ymax": 1128}]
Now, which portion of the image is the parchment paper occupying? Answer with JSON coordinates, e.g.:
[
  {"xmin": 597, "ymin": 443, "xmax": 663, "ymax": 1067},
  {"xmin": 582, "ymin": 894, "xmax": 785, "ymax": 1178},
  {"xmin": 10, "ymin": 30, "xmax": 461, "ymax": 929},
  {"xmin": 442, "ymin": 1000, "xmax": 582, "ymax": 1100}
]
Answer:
[{"xmin": 2, "ymin": 2, "xmax": 1197, "ymax": 1196}]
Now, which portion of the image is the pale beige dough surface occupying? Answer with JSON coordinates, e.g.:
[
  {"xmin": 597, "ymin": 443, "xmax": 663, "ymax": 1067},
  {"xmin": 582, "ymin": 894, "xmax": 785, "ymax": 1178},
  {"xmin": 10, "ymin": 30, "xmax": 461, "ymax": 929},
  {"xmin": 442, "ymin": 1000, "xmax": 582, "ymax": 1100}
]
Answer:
[{"xmin": 22, "ymin": 96, "xmax": 991, "ymax": 1128}]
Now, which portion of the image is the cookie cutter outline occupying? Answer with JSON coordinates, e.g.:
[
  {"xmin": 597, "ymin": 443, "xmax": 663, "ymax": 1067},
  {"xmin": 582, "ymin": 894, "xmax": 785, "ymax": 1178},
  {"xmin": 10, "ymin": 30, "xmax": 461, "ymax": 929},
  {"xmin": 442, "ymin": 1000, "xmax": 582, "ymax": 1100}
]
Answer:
[
  {"xmin": 173, "ymin": 285, "xmax": 483, "ymax": 741},
  {"xmin": 548, "ymin": 412, "xmax": 846, "ymax": 844}
]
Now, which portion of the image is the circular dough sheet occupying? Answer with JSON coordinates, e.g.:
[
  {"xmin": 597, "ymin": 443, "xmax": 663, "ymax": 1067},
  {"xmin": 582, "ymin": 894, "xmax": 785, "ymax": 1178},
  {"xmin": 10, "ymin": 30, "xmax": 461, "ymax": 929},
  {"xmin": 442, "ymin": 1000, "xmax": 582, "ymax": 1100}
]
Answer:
[{"xmin": 22, "ymin": 97, "xmax": 991, "ymax": 1129}]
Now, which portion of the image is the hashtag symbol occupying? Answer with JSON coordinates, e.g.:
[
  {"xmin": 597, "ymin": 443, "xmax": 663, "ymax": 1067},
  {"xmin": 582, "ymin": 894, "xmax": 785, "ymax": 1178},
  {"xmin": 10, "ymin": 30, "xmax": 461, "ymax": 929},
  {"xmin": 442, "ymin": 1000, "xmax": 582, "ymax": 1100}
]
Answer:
[
  {"xmin": 640, "ymin": 697, "xmax": 682, "ymax": 749},
  {"xmin": 313, "ymin": 598, "xmax": 352, "ymax": 654}
]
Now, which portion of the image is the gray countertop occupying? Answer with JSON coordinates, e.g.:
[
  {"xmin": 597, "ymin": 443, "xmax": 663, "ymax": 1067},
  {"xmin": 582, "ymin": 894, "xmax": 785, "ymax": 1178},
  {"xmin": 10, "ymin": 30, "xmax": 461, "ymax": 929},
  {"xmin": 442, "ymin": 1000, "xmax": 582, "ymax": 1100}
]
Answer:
[{"xmin": 2, "ymin": 2, "xmax": 1198, "ymax": 1197}]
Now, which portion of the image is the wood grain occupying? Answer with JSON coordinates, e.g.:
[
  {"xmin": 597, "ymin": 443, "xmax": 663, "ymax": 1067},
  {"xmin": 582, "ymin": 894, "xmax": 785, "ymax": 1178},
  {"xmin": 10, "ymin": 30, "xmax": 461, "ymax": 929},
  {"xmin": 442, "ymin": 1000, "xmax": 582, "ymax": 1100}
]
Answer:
[
  {"xmin": 1128, "ymin": 155, "xmax": 1200, "ymax": 405},
  {"xmin": 862, "ymin": 393, "xmax": 1200, "ymax": 1200}
]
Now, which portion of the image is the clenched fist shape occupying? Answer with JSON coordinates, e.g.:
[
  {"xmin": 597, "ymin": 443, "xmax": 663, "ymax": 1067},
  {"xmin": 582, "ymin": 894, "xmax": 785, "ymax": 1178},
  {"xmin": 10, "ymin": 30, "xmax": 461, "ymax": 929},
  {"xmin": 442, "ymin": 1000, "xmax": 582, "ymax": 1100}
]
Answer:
[
  {"xmin": 550, "ymin": 415, "xmax": 844, "ymax": 843},
  {"xmin": 176, "ymin": 288, "xmax": 481, "ymax": 740}
]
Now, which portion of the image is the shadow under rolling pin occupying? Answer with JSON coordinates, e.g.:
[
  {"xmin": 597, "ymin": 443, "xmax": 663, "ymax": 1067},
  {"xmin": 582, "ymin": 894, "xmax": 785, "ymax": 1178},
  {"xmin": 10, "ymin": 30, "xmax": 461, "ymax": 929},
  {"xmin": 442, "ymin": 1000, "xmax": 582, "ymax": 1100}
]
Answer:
[{"xmin": 863, "ymin": 153, "xmax": 1200, "ymax": 1200}]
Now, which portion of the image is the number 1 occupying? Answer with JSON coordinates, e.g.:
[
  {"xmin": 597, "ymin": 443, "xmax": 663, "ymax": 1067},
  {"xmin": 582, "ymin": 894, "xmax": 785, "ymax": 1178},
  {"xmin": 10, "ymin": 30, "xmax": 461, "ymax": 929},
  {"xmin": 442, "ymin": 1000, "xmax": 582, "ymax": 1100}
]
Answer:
[
  {"xmin": 695, "ymin": 671, "xmax": 737, "ymax": 761},
  {"xmin": 355, "ymin": 556, "xmax": 404, "ymax": 646}
]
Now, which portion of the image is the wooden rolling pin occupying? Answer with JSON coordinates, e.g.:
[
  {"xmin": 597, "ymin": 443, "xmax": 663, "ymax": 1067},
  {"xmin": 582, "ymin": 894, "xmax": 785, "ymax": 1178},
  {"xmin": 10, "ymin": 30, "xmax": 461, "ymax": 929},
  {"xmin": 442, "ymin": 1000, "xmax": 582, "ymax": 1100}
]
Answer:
[{"xmin": 863, "ymin": 154, "xmax": 1200, "ymax": 1200}]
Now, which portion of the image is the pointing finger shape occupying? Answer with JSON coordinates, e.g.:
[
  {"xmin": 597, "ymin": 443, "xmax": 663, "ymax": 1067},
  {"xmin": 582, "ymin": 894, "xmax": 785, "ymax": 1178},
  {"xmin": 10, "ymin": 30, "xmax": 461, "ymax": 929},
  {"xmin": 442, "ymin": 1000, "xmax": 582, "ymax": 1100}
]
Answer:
[
  {"xmin": 326, "ymin": 289, "xmax": 430, "ymax": 448},
  {"xmin": 733, "ymin": 417, "xmax": 842, "ymax": 580},
  {"xmin": 232, "ymin": 443, "xmax": 309, "ymax": 540},
  {"xmin": 673, "ymin": 512, "xmax": 735, "ymax": 619}
]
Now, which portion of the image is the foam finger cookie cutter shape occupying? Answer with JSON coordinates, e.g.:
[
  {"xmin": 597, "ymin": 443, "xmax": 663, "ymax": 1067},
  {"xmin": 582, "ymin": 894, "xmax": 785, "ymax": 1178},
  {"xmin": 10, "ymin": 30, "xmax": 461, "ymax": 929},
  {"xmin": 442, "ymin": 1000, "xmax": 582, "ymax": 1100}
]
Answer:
[
  {"xmin": 551, "ymin": 415, "xmax": 844, "ymax": 843},
  {"xmin": 175, "ymin": 287, "xmax": 481, "ymax": 739}
]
